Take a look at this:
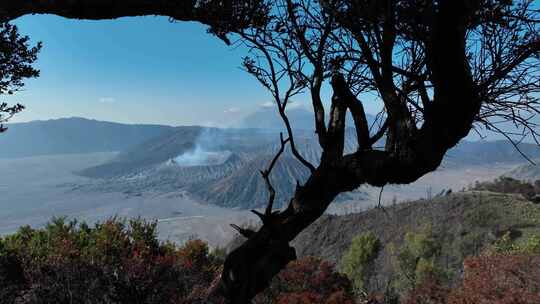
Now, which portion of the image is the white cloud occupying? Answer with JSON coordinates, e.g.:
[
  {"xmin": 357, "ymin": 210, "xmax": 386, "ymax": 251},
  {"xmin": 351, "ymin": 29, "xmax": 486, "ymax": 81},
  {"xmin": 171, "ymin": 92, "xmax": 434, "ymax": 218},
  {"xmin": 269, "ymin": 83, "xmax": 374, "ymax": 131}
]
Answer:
[
  {"xmin": 224, "ymin": 107, "xmax": 240, "ymax": 114},
  {"xmin": 260, "ymin": 100, "xmax": 306, "ymax": 110},
  {"xmin": 200, "ymin": 121, "xmax": 220, "ymax": 127},
  {"xmin": 98, "ymin": 97, "xmax": 116, "ymax": 103},
  {"xmin": 287, "ymin": 100, "xmax": 304, "ymax": 110},
  {"xmin": 260, "ymin": 101, "xmax": 275, "ymax": 108}
]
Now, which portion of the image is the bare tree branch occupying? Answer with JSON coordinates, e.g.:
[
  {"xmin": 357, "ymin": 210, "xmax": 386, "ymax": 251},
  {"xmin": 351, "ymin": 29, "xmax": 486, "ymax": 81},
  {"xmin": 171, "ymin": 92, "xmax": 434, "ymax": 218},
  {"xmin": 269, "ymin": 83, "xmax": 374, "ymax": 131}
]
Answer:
[{"xmin": 258, "ymin": 133, "xmax": 290, "ymax": 219}]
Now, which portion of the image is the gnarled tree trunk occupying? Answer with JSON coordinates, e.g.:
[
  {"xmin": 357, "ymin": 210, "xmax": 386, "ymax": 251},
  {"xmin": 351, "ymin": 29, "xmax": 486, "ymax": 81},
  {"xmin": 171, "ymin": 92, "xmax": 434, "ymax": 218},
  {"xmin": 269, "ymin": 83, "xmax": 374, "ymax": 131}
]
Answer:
[
  {"xmin": 214, "ymin": 1, "xmax": 482, "ymax": 303},
  {"xmin": 2, "ymin": 1, "xmax": 538, "ymax": 304}
]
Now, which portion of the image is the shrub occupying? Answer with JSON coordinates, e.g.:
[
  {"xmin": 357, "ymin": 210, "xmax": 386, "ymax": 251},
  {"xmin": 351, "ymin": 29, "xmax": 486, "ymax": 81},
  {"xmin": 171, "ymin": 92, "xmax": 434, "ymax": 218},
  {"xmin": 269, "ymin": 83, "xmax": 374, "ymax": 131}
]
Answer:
[
  {"xmin": 392, "ymin": 226, "xmax": 447, "ymax": 293},
  {"xmin": 0, "ymin": 217, "xmax": 220, "ymax": 303},
  {"xmin": 0, "ymin": 218, "xmax": 357, "ymax": 304},
  {"xmin": 490, "ymin": 232, "xmax": 540, "ymax": 255},
  {"xmin": 256, "ymin": 256, "xmax": 355, "ymax": 304},
  {"xmin": 448, "ymin": 254, "xmax": 540, "ymax": 304},
  {"xmin": 402, "ymin": 234, "xmax": 540, "ymax": 304},
  {"xmin": 339, "ymin": 232, "xmax": 381, "ymax": 292},
  {"xmin": 402, "ymin": 277, "xmax": 450, "ymax": 304},
  {"xmin": 473, "ymin": 177, "xmax": 539, "ymax": 200},
  {"xmin": 520, "ymin": 234, "xmax": 540, "ymax": 254},
  {"xmin": 0, "ymin": 246, "xmax": 25, "ymax": 303}
]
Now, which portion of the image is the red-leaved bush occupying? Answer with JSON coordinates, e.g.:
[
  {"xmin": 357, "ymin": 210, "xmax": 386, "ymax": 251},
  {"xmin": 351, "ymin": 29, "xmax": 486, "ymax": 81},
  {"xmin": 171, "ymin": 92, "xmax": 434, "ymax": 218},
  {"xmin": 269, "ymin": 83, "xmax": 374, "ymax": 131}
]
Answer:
[
  {"xmin": 403, "ymin": 253, "xmax": 540, "ymax": 304},
  {"xmin": 403, "ymin": 277, "xmax": 450, "ymax": 304},
  {"xmin": 0, "ymin": 218, "xmax": 356, "ymax": 304},
  {"xmin": 0, "ymin": 218, "xmax": 225, "ymax": 303},
  {"xmin": 255, "ymin": 256, "xmax": 355, "ymax": 304},
  {"xmin": 448, "ymin": 254, "xmax": 540, "ymax": 304}
]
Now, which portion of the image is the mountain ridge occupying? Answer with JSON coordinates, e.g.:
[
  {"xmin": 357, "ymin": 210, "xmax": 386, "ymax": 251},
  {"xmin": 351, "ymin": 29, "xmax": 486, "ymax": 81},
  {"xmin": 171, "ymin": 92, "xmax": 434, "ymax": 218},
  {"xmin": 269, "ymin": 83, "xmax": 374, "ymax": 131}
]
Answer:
[{"xmin": 0, "ymin": 117, "xmax": 175, "ymax": 158}]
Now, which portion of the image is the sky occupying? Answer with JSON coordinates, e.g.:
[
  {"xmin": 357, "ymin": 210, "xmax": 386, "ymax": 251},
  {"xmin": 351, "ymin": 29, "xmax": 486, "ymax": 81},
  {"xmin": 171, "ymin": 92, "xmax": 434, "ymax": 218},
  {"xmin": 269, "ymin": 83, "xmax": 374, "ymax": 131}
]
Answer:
[
  {"xmin": 8, "ymin": 14, "xmax": 375, "ymax": 127},
  {"xmin": 5, "ymin": 15, "xmax": 537, "ymax": 143},
  {"xmin": 7, "ymin": 15, "xmax": 286, "ymax": 126}
]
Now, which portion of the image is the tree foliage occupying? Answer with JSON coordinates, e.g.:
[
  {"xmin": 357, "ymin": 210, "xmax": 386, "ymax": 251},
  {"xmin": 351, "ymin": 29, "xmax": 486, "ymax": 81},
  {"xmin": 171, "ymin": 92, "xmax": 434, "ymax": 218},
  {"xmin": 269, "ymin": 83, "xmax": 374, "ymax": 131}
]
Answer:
[
  {"xmin": 255, "ymin": 256, "xmax": 355, "ymax": 304},
  {"xmin": 0, "ymin": 22, "xmax": 41, "ymax": 132},
  {"xmin": 473, "ymin": 177, "xmax": 540, "ymax": 201},
  {"xmin": 0, "ymin": 217, "xmax": 355, "ymax": 304},
  {"xmin": 403, "ymin": 233, "xmax": 540, "ymax": 304},
  {"xmin": 392, "ymin": 226, "xmax": 447, "ymax": 293},
  {"xmin": 0, "ymin": 217, "xmax": 221, "ymax": 303},
  {"xmin": 340, "ymin": 232, "xmax": 381, "ymax": 292}
]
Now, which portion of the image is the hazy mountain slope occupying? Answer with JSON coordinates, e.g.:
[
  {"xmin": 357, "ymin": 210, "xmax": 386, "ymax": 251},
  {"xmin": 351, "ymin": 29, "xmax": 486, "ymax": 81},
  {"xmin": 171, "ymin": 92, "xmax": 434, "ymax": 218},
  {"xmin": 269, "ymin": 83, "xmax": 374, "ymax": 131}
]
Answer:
[
  {"xmin": 78, "ymin": 127, "xmax": 362, "ymax": 180},
  {"xmin": 442, "ymin": 140, "xmax": 540, "ymax": 167},
  {"xmin": 78, "ymin": 153, "xmax": 247, "ymax": 195},
  {"xmin": 292, "ymin": 190, "xmax": 540, "ymax": 291},
  {"xmin": 78, "ymin": 127, "xmax": 279, "ymax": 178},
  {"xmin": 76, "ymin": 127, "xmax": 364, "ymax": 208},
  {"xmin": 75, "ymin": 120, "xmax": 539, "ymax": 210},
  {"xmin": 0, "ymin": 117, "xmax": 174, "ymax": 158},
  {"xmin": 79, "ymin": 126, "xmax": 203, "ymax": 178},
  {"xmin": 504, "ymin": 161, "xmax": 540, "ymax": 181},
  {"xmin": 238, "ymin": 107, "xmax": 377, "ymax": 131},
  {"xmin": 79, "ymin": 129, "xmax": 540, "ymax": 182},
  {"xmin": 238, "ymin": 107, "xmax": 315, "ymax": 130},
  {"xmin": 189, "ymin": 155, "xmax": 311, "ymax": 209}
]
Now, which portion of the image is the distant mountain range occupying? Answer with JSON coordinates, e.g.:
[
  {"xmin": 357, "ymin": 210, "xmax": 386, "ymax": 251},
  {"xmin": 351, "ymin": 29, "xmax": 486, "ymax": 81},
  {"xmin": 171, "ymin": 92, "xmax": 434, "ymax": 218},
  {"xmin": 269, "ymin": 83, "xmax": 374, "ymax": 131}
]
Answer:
[
  {"xmin": 236, "ymin": 107, "xmax": 378, "ymax": 131},
  {"xmin": 0, "ymin": 117, "xmax": 174, "ymax": 158},
  {"xmin": 237, "ymin": 107, "xmax": 316, "ymax": 130},
  {"xmin": 2, "ymin": 117, "xmax": 539, "ymax": 209},
  {"xmin": 76, "ymin": 125, "xmax": 539, "ymax": 209},
  {"xmin": 442, "ymin": 141, "xmax": 540, "ymax": 167},
  {"xmin": 505, "ymin": 161, "xmax": 540, "ymax": 181}
]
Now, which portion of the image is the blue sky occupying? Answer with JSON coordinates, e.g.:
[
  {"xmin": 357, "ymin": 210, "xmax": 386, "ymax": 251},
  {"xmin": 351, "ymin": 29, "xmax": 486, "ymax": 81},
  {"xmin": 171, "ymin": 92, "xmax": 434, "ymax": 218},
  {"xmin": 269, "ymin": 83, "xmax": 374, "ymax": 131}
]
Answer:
[
  {"xmin": 6, "ymin": 15, "xmax": 537, "ymax": 143},
  {"xmin": 8, "ymin": 15, "xmax": 286, "ymax": 126},
  {"xmin": 9, "ymin": 15, "xmax": 389, "ymax": 127}
]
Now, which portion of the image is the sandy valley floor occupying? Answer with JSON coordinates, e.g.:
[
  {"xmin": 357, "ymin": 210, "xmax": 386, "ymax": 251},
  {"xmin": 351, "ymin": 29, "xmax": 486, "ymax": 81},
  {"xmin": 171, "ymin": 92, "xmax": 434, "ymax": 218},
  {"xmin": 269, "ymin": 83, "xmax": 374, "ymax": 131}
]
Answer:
[{"xmin": 0, "ymin": 152, "xmax": 516, "ymax": 247}]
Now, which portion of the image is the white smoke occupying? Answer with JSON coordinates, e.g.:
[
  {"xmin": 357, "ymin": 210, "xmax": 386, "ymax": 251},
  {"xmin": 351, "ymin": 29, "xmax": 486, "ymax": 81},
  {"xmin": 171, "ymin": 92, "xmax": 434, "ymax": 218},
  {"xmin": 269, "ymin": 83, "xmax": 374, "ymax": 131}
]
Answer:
[
  {"xmin": 173, "ymin": 128, "xmax": 232, "ymax": 167},
  {"xmin": 174, "ymin": 146, "xmax": 232, "ymax": 167}
]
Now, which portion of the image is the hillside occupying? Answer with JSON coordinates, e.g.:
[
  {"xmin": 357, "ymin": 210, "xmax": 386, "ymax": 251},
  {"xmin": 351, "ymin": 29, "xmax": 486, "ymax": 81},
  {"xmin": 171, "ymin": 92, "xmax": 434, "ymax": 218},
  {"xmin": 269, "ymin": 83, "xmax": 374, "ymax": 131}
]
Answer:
[
  {"xmin": 81, "ymin": 125, "xmax": 540, "ymax": 179},
  {"xmin": 505, "ymin": 161, "xmax": 540, "ymax": 181},
  {"xmin": 78, "ymin": 127, "xmax": 282, "ymax": 178},
  {"xmin": 75, "ymin": 128, "xmax": 365, "ymax": 208},
  {"xmin": 441, "ymin": 140, "xmax": 540, "ymax": 167},
  {"xmin": 78, "ymin": 126, "xmax": 204, "ymax": 178},
  {"xmin": 38, "ymin": 115, "xmax": 532, "ymax": 210},
  {"xmin": 75, "ymin": 122, "xmax": 540, "ymax": 209},
  {"xmin": 292, "ymin": 190, "xmax": 540, "ymax": 291},
  {"xmin": 0, "ymin": 117, "xmax": 174, "ymax": 158},
  {"xmin": 189, "ymin": 155, "xmax": 310, "ymax": 209}
]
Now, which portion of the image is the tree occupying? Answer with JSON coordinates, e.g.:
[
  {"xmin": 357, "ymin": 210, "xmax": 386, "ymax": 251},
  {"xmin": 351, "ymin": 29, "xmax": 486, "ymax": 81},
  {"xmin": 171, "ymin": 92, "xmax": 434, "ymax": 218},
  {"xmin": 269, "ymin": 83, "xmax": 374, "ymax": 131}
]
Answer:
[
  {"xmin": 217, "ymin": 1, "xmax": 539, "ymax": 302},
  {"xmin": 0, "ymin": 22, "xmax": 41, "ymax": 132},
  {"xmin": 392, "ymin": 226, "xmax": 446, "ymax": 293},
  {"xmin": 1, "ymin": 1, "xmax": 539, "ymax": 303},
  {"xmin": 340, "ymin": 232, "xmax": 381, "ymax": 293},
  {"xmin": 0, "ymin": 0, "xmax": 269, "ymax": 44}
]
